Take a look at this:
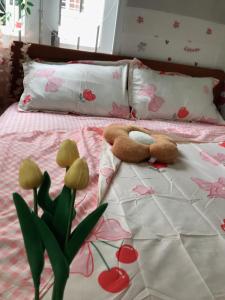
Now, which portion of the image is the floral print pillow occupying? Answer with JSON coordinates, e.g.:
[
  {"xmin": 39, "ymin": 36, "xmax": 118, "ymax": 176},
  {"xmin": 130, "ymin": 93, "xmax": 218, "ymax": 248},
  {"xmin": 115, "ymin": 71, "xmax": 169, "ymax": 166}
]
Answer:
[
  {"xmin": 19, "ymin": 61, "xmax": 130, "ymax": 119},
  {"xmin": 129, "ymin": 60, "xmax": 224, "ymax": 124}
]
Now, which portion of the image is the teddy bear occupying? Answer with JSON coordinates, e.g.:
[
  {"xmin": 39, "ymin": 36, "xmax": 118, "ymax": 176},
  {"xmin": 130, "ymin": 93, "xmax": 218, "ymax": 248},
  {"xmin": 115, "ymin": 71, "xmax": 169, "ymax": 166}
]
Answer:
[{"xmin": 103, "ymin": 124, "xmax": 179, "ymax": 164}]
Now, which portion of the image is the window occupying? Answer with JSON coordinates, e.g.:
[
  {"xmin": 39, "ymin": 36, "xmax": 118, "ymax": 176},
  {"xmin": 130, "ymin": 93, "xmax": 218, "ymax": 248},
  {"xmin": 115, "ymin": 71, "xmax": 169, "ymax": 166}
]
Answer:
[
  {"xmin": 59, "ymin": 0, "xmax": 120, "ymax": 53},
  {"xmin": 1, "ymin": 0, "xmax": 120, "ymax": 54}
]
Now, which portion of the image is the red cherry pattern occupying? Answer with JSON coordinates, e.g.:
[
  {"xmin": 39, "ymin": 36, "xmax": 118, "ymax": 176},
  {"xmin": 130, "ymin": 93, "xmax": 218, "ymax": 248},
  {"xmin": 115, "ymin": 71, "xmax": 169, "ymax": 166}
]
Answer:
[
  {"xmin": 22, "ymin": 95, "xmax": 32, "ymax": 105},
  {"xmin": 149, "ymin": 162, "xmax": 168, "ymax": 169},
  {"xmin": 221, "ymin": 219, "xmax": 225, "ymax": 231},
  {"xmin": 219, "ymin": 142, "xmax": 225, "ymax": 148},
  {"xmin": 116, "ymin": 244, "xmax": 138, "ymax": 264},
  {"xmin": 83, "ymin": 89, "xmax": 96, "ymax": 101},
  {"xmin": 177, "ymin": 106, "xmax": 189, "ymax": 118},
  {"xmin": 98, "ymin": 267, "xmax": 130, "ymax": 293}
]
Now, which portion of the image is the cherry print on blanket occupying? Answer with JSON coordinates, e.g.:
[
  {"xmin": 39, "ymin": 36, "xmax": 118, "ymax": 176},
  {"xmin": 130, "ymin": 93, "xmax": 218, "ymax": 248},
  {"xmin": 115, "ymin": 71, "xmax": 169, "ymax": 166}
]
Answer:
[
  {"xmin": 116, "ymin": 244, "xmax": 138, "ymax": 264},
  {"xmin": 149, "ymin": 162, "xmax": 168, "ymax": 169},
  {"xmin": 98, "ymin": 267, "xmax": 130, "ymax": 293},
  {"xmin": 70, "ymin": 213, "xmax": 139, "ymax": 294},
  {"xmin": 221, "ymin": 219, "xmax": 225, "ymax": 231}
]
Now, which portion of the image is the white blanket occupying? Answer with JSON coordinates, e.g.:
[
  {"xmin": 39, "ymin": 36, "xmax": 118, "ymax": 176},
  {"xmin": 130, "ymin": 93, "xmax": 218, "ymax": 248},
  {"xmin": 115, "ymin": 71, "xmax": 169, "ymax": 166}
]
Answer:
[{"xmin": 44, "ymin": 141, "xmax": 225, "ymax": 300}]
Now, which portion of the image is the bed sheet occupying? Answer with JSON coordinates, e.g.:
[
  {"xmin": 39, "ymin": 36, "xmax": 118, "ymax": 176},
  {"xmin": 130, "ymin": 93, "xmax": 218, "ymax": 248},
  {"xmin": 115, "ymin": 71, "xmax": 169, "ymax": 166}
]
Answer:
[{"xmin": 0, "ymin": 103, "xmax": 225, "ymax": 143}]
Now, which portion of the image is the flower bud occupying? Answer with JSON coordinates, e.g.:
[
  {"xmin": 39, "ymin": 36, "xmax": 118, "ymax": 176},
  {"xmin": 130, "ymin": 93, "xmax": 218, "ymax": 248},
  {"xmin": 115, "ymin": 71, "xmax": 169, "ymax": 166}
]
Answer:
[
  {"xmin": 19, "ymin": 159, "xmax": 43, "ymax": 190},
  {"xmin": 56, "ymin": 139, "xmax": 79, "ymax": 168},
  {"xmin": 64, "ymin": 158, "xmax": 89, "ymax": 190}
]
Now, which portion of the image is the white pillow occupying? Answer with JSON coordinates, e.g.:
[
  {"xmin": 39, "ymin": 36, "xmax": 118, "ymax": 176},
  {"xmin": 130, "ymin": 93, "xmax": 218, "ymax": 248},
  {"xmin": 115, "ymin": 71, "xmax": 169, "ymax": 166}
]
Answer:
[
  {"xmin": 19, "ymin": 61, "xmax": 130, "ymax": 118},
  {"xmin": 129, "ymin": 62, "xmax": 224, "ymax": 124}
]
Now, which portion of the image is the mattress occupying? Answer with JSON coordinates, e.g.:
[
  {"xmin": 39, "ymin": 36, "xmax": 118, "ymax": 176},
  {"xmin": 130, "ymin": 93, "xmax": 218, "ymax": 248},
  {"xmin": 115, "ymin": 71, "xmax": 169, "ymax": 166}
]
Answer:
[{"xmin": 0, "ymin": 105, "xmax": 225, "ymax": 300}]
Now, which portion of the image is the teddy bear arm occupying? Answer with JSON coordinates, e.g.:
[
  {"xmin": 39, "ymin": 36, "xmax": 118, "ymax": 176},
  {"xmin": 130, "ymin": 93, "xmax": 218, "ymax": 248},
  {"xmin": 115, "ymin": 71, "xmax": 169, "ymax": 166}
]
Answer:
[
  {"xmin": 103, "ymin": 126, "xmax": 128, "ymax": 144},
  {"xmin": 112, "ymin": 136, "xmax": 150, "ymax": 163},
  {"xmin": 150, "ymin": 142, "xmax": 179, "ymax": 163}
]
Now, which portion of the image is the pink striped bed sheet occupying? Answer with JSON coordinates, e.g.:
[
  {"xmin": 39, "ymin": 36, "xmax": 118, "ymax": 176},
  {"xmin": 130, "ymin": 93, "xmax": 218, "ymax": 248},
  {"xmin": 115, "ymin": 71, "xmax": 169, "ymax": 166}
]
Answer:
[{"xmin": 0, "ymin": 103, "xmax": 225, "ymax": 143}]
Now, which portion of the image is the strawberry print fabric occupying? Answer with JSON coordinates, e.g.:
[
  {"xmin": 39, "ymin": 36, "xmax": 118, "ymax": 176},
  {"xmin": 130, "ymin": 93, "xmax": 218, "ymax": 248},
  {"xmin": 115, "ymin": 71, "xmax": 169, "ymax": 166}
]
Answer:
[
  {"xmin": 18, "ymin": 61, "xmax": 129, "ymax": 118},
  {"xmin": 129, "ymin": 59, "xmax": 224, "ymax": 124}
]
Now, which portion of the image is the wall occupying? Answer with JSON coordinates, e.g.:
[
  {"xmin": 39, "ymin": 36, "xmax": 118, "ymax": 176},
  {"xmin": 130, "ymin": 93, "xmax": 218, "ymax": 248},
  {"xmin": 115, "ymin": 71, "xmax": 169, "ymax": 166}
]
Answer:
[{"xmin": 115, "ymin": 0, "xmax": 225, "ymax": 70}]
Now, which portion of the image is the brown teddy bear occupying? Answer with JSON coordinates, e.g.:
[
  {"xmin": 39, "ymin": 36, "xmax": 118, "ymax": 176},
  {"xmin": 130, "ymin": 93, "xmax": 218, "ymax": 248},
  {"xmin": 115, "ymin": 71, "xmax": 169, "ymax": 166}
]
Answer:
[{"xmin": 103, "ymin": 124, "xmax": 179, "ymax": 164}]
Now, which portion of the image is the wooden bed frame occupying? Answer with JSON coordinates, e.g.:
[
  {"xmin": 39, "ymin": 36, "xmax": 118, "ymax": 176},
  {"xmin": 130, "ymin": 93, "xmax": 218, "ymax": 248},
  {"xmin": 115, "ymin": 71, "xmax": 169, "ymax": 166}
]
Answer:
[{"xmin": 9, "ymin": 41, "xmax": 225, "ymax": 104}]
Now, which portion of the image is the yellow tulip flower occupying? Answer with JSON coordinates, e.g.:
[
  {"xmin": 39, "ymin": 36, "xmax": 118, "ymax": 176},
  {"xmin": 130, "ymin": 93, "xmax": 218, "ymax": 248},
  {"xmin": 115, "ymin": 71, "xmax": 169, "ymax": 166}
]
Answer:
[
  {"xmin": 64, "ymin": 158, "xmax": 89, "ymax": 190},
  {"xmin": 19, "ymin": 159, "xmax": 43, "ymax": 190},
  {"xmin": 56, "ymin": 139, "xmax": 79, "ymax": 168}
]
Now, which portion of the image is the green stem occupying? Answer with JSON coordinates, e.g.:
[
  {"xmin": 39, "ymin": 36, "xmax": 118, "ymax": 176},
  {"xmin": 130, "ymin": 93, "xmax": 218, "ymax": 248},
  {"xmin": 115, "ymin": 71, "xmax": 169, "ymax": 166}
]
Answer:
[
  {"xmin": 91, "ymin": 242, "xmax": 110, "ymax": 270},
  {"xmin": 34, "ymin": 285, "xmax": 40, "ymax": 300},
  {"xmin": 51, "ymin": 278, "xmax": 68, "ymax": 300},
  {"xmin": 33, "ymin": 188, "xmax": 38, "ymax": 215},
  {"xmin": 100, "ymin": 240, "xmax": 119, "ymax": 249},
  {"xmin": 65, "ymin": 189, "xmax": 76, "ymax": 248}
]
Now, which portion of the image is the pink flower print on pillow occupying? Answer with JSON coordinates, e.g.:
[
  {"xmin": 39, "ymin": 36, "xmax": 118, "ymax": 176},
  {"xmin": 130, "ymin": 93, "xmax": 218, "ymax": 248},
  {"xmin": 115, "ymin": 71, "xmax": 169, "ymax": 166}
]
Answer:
[
  {"xmin": 35, "ymin": 68, "xmax": 55, "ymax": 78},
  {"xmin": 191, "ymin": 177, "xmax": 225, "ymax": 199},
  {"xmin": 109, "ymin": 102, "xmax": 129, "ymax": 118},
  {"xmin": 112, "ymin": 70, "xmax": 121, "ymax": 79},
  {"xmin": 203, "ymin": 85, "xmax": 210, "ymax": 94},
  {"xmin": 45, "ymin": 77, "xmax": 64, "ymax": 92},
  {"xmin": 138, "ymin": 84, "xmax": 165, "ymax": 112},
  {"xmin": 148, "ymin": 95, "xmax": 165, "ymax": 112},
  {"xmin": 138, "ymin": 84, "xmax": 156, "ymax": 98}
]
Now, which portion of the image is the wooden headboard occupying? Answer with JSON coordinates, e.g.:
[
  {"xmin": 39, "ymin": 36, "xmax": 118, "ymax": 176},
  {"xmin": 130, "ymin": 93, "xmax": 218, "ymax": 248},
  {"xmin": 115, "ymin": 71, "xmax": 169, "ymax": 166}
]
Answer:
[{"xmin": 9, "ymin": 41, "xmax": 225, "ymax": 104}]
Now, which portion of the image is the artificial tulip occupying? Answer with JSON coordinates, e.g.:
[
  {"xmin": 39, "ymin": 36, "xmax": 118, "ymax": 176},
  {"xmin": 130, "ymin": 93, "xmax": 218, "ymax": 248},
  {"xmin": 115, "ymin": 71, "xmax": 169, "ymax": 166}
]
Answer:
[
  {"xmin": 56, "ymin": 139, "xmax": 79, "ymax": 168},
  {"xmin": 19, "ymin": 159, "xmax": 43, "ymax": 190},
  {"xmin": 64, "ymin": 158, "xmax": 89, "ymax": 190}
]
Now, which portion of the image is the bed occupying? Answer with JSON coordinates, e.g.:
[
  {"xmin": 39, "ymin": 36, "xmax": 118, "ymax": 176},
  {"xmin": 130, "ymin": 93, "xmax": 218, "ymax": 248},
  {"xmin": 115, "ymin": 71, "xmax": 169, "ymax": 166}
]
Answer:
[{"xmin": 0, "ymin": 41, "xmax": 225, "ymax": 300}]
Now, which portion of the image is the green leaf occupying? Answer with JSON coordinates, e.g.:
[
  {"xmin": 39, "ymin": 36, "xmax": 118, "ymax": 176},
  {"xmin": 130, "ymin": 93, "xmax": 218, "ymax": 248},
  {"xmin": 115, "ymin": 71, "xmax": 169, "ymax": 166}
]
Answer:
[
  {"xmin": 65, "ymin": 203, "xmax": 108, "ymax": 264},
  {"xmin": 13, "ymin": 193, "xmax": 44, "ymax": 299},
  {"xmin": 33, "ymin": 214, "xmax": 69, "ymax": 292},
  {"xmin": 26, "ymin": 6, "xmax": 31, "ymax": 14},
  {"xmin": 52, "ymin": 185, "xmax": 74, "ymax": 247},
  {"xmin": 37, "ymin": 171, "xmax": 54, "ymax": 215},
  {"xmin": 41, "ymin": 211, "xmax": 57, "ymax": 236},
  {"xmin": 20, "ymin": 3, "xmax": 25, "ymax": 10},
  {"xmin": 27, "ymin": 1, "xmax": 34, "ymax": 6}
]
